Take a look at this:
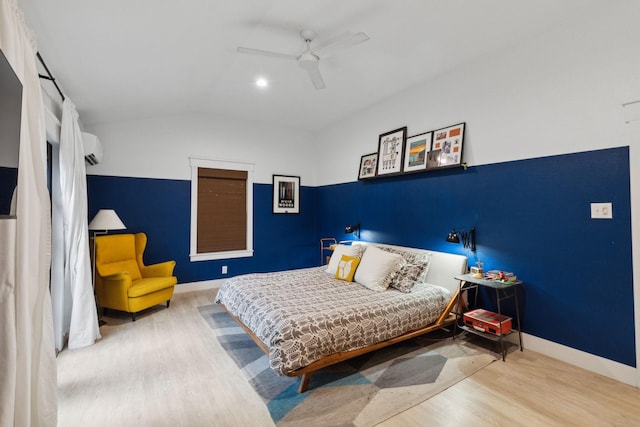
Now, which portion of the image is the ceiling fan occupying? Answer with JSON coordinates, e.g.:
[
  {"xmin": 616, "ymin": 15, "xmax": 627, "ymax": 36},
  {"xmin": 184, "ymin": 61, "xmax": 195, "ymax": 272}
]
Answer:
[{"xmin": 237, "ymin": 29, "xmax": 370, "ymax": 90}]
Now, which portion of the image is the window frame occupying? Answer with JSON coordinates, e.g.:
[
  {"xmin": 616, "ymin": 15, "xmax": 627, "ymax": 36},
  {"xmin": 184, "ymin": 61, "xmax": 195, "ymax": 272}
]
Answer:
[{"xmin": 189, "ymin": 157, "xmax": 254, "ymax": 262}]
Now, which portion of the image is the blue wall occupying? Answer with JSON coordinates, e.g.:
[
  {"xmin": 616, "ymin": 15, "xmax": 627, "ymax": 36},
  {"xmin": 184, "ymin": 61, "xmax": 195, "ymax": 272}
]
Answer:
[
  {"xmin": 316, "ymin": 147, "xmax": 634, "ymax": 367},
  {"xmin": 87, "ymin": 176, "xmax": 318, "ymax": 284},
  {"xmin": 0, "ymin": 166, "xmax": 17, "ymax": 215},
  {"xmin": 86, "ymin": 146, "xmax": 634, "ymax": 367}
]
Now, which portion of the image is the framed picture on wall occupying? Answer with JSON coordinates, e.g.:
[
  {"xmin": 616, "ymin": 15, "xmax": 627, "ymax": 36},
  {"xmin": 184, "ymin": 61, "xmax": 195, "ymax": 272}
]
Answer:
[
  {"xmin": 272, "ymin": 175, "xmax": 300, "ymax": 214},
  {"xmin": 376, "ymin": 126, "xmax": 407, "ymax": 176},
  {"xmin": 358, "ymin": 152, "xmax": 378, "ymax": 180},
  {"xmin": 428, "ymin": 123, "xmax": 465, "ymax": 169},
  {"xmin": 403, "ymin": 132, "xmax": 432, "ymax": 173}
]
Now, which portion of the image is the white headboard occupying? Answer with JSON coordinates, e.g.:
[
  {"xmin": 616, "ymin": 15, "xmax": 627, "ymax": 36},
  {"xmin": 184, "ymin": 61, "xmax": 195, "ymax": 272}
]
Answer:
[{"xmin": 352, "ymin": 242, "xmax": 468, "ymax": 294}]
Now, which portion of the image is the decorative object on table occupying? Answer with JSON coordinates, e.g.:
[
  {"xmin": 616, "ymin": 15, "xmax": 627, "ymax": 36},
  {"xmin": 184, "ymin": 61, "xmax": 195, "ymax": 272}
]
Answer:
[
  {"xmin": 428, "ymin": 122, "xmax": 465, "ymax": 170},
  {"xmin": 403, "ymin": 131, "xmax": 433, "ymax": 173},
  {"xmin": 469, "ymin": 260, "xmax": 484, "ymax": 278},
  {"xmin": 484, "ymin": 270, "xmax": 517, "ymax": 283},
  {"xmin": 358, "ymin": 152, "xmax": 378, "ymax": 180},
  {"xmin": 272, "ymin": 175, "xmax": 300, "ymax": 214},
  {"xmin": 344, "ymin": 222, "xmax": 360, "ymax": 238},
  {"xmin": 445, "ymin": 227, "xmax": 476, "ymax": 252},
  {"xmin": 376, "ymin": 126, "xmax": 407, "ymax": 176}
]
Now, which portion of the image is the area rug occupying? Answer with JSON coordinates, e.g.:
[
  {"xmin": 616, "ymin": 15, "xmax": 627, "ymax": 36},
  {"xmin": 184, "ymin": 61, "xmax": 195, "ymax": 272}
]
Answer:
[{"xmin": 199, "ymin": 304, "xmax": 497, "ymax": 426}]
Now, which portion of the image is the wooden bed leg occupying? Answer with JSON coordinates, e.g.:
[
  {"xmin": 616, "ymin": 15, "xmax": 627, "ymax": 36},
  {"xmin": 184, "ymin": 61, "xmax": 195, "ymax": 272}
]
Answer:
[{"xmin": 298, "ymin": 373, "xmax": 312, "ymax": 393}]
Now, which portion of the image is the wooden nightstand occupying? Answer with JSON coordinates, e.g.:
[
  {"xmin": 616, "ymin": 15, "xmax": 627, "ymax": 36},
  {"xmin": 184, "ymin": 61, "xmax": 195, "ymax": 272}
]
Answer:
[{"xmin": 454, "ymin": 273, "xmax": 523, "ymax": 361}]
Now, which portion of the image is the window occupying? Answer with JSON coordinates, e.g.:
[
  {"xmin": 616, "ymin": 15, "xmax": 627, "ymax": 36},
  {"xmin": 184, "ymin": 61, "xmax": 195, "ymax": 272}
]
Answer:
[{"xmin": 190, "ymin": 158, "xmax": 254, "ymax": 261}]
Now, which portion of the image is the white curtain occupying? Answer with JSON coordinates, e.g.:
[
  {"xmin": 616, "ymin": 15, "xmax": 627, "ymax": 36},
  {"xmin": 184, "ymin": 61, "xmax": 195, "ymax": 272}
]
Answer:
[
  {"xmin": 0, "ymin": 0, "xmax": 57, "ymax": 425},
  {"xmin": 51, "ymin": 99, "xmax": 101, "ymax": 350}
]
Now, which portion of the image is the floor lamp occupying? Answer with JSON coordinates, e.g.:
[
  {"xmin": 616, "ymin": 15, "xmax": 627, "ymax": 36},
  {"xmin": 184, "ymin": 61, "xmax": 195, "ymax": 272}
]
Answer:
[{"xmin": 88, "ymin": 209, "xmax": 126, "ymax": 323}]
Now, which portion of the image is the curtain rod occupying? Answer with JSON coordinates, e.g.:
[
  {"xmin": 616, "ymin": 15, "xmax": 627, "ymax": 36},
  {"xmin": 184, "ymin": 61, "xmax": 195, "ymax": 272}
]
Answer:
[{"xmin": 36, "ymin": 52, "xmax": 65, "ymax": 101}]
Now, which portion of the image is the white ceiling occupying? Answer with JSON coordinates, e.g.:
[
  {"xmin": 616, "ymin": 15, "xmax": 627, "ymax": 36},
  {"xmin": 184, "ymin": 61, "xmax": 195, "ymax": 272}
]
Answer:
[{"xmin": 18, "ymin": 0, "xmax": 598, "ymax": 132}]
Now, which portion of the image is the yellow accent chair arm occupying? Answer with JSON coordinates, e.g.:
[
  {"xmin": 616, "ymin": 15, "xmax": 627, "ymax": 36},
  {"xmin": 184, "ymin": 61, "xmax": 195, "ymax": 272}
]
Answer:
[
  {"xmin": 140, "ymin": 260, "xmax": 176, "ymax": 278},
  {"xmin": 101, "ymin": 271, "xmax": 133, "ymax": 285},
  {"xmin": 96, "ymin": 271, "xmax": 133, "ymax": 313}
]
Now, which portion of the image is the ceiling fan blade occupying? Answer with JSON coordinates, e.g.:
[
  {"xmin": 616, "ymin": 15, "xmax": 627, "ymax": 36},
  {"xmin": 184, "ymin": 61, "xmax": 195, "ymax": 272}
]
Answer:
[
  {"xmin": 236, "ymin": 46, "xmax": 298, "ymax": 61},
  {"xmin": 314, "ymin": 31, "xmax": 370, "ymax": 58},
  {"xmin": 302, "ymin": 61, "xmax": 326, "ymax": 90}
]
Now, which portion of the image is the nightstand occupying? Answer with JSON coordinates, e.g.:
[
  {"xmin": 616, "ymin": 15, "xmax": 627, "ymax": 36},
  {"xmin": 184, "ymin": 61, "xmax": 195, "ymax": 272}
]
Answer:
[
  {"xmin": 320, "ymin": 238, "xmax": 337, "ymax": 265},
  {"xmin": 454, "ymin": 273, "xmax": 523, "ymax": 361}
]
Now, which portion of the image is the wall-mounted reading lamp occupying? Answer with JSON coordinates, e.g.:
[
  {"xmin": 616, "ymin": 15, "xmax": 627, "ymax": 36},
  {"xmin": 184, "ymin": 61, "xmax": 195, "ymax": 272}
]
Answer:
[
  {"xmin": 345, "ymin": 222, "xmax": 360, "ymax": 239},
  {"xmin": 446, "ymin": 227, "xmax": 476, "ymax": 252}
]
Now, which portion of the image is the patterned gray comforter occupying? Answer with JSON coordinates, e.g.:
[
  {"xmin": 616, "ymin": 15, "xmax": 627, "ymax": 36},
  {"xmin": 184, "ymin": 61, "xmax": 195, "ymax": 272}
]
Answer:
[{"xmin": 215, "ymin": 266, "xmax": 451, "ymax": 376}]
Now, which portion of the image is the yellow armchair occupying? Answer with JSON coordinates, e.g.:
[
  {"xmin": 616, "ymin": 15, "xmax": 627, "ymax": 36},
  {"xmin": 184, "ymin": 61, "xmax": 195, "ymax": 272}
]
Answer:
[{"xmin": 95, "ymin": 232, "xmax": 177, "ymax": 321}]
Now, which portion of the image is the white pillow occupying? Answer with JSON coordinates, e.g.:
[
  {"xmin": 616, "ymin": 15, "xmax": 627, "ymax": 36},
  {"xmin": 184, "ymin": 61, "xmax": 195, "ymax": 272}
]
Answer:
[
  {"xmin": 354, "ymin": 246, "xmax": 405, "ymax": 292},
  {"xmin": 326, "ymin": 244, "xmax": 362, "ymax": 275}
]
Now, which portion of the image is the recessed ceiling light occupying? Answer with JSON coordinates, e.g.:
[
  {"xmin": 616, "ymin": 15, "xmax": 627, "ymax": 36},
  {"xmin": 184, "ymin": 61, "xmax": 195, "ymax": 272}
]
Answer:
[{"xmin": 255, "ymin": 77, "xmax": 268, "ymax": 88}]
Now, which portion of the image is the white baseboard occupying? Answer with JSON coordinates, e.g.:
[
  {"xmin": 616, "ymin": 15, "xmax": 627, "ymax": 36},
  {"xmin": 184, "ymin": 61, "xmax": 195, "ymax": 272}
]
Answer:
[
  {"xmin": 519, "ymin": 332, "xmax": 637, "ymax": 387},
  {"xmin": 174, "ymin": 279, "xmax": 225, "ymax": 293}
]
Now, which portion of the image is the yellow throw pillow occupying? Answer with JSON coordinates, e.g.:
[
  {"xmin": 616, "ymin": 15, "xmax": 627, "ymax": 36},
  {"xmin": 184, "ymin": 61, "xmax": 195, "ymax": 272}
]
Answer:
[{"xmin": 334, "ymin": 255, "xmax": 361, "ymax": 282}]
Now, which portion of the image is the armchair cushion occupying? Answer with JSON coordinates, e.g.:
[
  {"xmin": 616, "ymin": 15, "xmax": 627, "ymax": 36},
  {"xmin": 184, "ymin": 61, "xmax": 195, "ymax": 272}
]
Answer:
[{"xmin": 128, "ymin": 277, "xmax": 177, "ymax": 298}]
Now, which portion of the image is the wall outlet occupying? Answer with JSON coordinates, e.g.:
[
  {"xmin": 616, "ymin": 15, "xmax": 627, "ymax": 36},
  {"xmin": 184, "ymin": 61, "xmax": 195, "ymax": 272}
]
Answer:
[
  {"xmin": 591, "ymin": 202, "xmax": 613, "ymax": 219},
  {"xmin": 221, "ymin": 265, "xmax": 228, "ymax": 274}
]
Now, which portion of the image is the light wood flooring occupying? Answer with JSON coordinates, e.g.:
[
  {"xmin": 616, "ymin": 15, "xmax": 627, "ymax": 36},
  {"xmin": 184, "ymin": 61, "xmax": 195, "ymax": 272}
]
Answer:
[{"xmin": 57, "ymin": 289, "xmax": 640, "ymax": 427}]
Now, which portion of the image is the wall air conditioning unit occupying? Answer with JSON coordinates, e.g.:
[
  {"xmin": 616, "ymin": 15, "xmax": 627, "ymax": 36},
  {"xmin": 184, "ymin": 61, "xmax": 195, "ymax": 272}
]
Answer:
[{"xmin": 82, "ymin": 132, "xmax": 103, "ymax": 165}]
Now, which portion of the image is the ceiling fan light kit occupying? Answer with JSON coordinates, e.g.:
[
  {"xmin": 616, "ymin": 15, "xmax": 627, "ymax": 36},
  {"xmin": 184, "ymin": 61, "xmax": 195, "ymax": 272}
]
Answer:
[{"xmin": 237, "ymin": 28, "xmax": 370, "ymax": 90}]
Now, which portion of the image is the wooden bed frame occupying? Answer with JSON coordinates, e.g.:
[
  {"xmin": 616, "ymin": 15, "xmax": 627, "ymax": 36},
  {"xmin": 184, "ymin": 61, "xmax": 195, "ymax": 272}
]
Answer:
[
  {"xmin": 219, "ymin": 287, "xmax": 461, "ymax": 393},
  {"xmin": 218, "ymin": 243, "xmax": 468, "ymax": 393}
]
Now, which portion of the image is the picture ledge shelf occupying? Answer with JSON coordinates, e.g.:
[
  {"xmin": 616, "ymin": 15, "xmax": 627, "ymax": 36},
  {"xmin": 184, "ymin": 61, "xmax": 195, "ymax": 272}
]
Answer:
[{"xmin": 360, "ymin": 162, "xmax": 469, "ymax": 181}]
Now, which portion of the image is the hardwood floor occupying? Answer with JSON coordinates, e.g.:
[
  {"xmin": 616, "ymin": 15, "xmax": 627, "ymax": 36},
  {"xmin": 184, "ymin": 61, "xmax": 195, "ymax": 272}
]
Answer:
[{"xmin": 57, "ymin": 289, "xmax": 640, "ymax": 427}]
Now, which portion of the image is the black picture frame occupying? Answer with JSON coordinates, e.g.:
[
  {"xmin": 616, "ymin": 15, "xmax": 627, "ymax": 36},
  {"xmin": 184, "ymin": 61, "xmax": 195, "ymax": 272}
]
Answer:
[
  {"xmin": 272, "ymin": 175, "xmax": 300, "ymax": 214},
  {"xmin": 428, "ymin": 123, "xmax": 465, "ymax": 170},
  {"xmin": 403, "ymin": 131, "xmax": 433, "ymax": 173},
  {"xmin": 376, "ymin": 126, "xmax": 407, "ymax": 176},
  {"xmin": 358, "ymin": 152, "xmax": 378, "ymax": 180}
]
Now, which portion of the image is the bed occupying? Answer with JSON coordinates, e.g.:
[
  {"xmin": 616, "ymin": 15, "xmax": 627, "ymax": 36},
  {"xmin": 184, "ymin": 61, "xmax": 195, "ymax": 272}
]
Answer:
[{"xmin": 215, "ymin": 242, "xmax": 467, "ymax": 393}]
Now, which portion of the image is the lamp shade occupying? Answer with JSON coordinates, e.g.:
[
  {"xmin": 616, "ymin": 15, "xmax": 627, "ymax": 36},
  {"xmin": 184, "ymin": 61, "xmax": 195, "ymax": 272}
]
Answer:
[
  {"xmin": 345, "ymin": 222, "xmax": 361, "ymax": 238},
  {"xmin": 445, "ymin": 229, "xmax": 460, "ymax": 243},
  {"xmin": 445, "ymin": 227, "xmax": 476, "ymax": 252},
  {"xmin": 88, "ymin": 209, "xmax": 126, "ymax": 231}
]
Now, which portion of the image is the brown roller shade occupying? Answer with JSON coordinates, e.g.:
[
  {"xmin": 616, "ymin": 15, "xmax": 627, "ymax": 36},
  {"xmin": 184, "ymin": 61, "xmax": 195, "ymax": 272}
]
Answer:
[{"xmin": 197, "ymin": 168, "xmax": 248, "ymax": 253}]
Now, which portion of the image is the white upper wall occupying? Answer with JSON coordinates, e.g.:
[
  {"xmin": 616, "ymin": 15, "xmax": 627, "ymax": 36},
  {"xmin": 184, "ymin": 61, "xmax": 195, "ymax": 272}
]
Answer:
[
  {"xmin": 312, "ymin": 1, "xmax": 640, "ymax": 185},
  {"xmin": 82, "ymin": 2, "xmax": 640, "ymax": 189},
  {"xmin": 85, "ymin": 112, "xmax": 315, "ymax": 185}
]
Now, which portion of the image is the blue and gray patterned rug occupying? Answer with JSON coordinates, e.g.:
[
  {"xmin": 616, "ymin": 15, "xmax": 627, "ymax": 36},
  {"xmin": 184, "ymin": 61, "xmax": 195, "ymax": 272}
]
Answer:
[{"xmin": 199, "ymin": 304, "xmax": 496, "ymax": 426}]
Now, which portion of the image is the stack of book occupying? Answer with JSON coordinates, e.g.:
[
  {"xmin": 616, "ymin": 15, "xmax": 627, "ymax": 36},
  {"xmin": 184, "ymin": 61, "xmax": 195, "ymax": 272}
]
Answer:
[{"xmin": 484, "ymin": 270, "xmax": 517, "ymax": 282}]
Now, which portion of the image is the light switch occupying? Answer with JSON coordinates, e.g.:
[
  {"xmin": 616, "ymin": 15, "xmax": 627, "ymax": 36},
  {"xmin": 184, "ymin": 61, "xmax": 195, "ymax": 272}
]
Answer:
[{"xmin": 591, "ymin": 202, "xmax": 613, "ymax": 219}]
